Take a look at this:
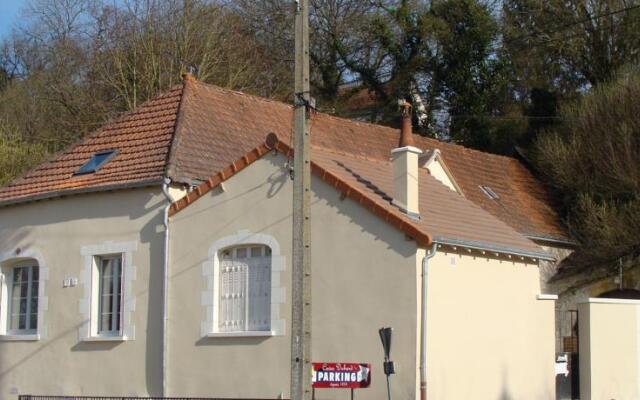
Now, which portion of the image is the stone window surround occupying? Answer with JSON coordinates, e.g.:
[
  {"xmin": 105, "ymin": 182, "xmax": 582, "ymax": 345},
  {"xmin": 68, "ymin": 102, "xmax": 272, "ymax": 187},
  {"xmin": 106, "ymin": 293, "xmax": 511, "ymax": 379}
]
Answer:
[
  {"xmin": 79, "ymin": 241, "xmax": 137, "ymax": 341},
  {"xmin": 0, "ymin": 248, "xmax": 49, "ymax": 341},
  {"xmin": 202, "ymin": 230, "xmax": 286, "ymax": 337}
]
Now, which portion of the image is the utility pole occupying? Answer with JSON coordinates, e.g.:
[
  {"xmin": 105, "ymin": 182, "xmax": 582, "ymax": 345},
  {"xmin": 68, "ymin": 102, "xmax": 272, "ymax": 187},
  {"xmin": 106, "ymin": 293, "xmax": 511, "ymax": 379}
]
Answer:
[{"xmin": 290, "ymin": 1, "xmax": 312, "ymax": 400}]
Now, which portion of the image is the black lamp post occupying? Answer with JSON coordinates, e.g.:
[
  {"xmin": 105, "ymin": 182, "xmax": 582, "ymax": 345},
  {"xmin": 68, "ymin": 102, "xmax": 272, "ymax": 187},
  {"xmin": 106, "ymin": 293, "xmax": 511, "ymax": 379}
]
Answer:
[{"xmin": 379, "ymin": 327, "xmax": 395, "ymax": 400}]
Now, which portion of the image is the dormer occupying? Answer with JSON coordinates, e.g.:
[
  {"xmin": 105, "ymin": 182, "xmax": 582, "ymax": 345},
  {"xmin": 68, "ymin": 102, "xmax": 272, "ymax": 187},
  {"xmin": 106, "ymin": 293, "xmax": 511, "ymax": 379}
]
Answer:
[{"xmin": 420, "ymin": 149, "xmax": 463, "ymax": 195}]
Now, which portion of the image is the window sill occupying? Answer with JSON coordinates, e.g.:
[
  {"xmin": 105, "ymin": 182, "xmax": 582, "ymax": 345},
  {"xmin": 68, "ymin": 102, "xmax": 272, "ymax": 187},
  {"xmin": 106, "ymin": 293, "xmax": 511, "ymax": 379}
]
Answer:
[
  {"xmin": 0, "ymin": 334, "xmax": 40, "ymax": 342},
  {"xmin": 206, "ymin": 331, "xmax": 275, "ymax": 338},
  {"xmin": 81, "ymin": 335, "xmax": 129, "ymax": 342}
]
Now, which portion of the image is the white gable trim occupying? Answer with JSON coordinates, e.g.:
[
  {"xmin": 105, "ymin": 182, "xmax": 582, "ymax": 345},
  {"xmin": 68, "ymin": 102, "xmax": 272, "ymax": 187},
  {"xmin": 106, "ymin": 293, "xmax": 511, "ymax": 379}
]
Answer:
[
  {"xmin": 201, "ymin": 230, "xmax": 286, "ymax": 337},
  {"xmin": 420, "ymin": 149, "xmax": 464, "ymax": 195}
]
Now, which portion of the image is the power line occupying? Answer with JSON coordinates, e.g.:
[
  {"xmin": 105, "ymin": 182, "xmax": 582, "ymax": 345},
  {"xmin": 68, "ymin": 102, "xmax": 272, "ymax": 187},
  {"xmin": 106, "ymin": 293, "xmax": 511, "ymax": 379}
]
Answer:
[
  {"xmin": 533, "ymin": 16, "xmax": 640, "ymax": 45},
  {"xmin": 448, "ymin": 114, "xmax": 564, "ymax": 120},
  {"xmin": 446, "ymin": 114, "xmax": 588, "ymax": 121},
  {"xmin": 504, "ymin": 4, "xmax": 640, "ymax": 46},
  {"xmin": 336, "ymin": 6, "xmax": 640, "ymax": 87}
]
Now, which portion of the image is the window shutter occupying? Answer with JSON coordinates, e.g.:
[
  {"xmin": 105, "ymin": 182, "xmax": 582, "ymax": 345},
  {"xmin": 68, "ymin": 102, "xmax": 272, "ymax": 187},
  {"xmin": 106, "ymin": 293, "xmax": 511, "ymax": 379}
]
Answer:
[
  {"xmin": 219, "ymin": 260, "xmax": 247, "ymax": 332},
  {"xmin": 219, "ymin": 246, "xmax": 271, "ymax": 332},
  {"xmin": 248, "ymin": 255, "xmax": 271, "ymax": 331}
]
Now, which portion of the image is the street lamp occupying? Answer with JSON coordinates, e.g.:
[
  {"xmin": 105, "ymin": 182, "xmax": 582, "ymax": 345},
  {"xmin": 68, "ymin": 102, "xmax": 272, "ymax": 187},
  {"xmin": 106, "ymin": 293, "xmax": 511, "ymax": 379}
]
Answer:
[{"xmin": 379, "ymin": 327, "xmax": 396, "ymax": 400}]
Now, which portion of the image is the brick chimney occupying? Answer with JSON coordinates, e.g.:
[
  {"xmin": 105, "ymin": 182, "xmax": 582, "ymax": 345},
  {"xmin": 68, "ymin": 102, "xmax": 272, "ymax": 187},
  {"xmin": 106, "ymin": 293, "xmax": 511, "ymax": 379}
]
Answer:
[{"xmin": 392, "ymin": 100, "xmax": 422, "ymax": 219}]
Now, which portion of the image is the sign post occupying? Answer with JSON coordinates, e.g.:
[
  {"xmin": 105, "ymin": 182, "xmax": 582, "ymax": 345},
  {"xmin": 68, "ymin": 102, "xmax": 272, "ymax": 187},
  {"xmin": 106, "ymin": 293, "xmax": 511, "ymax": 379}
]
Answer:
[{"xmin": 312, "ymin": 362, "xmax": 371, "ymax": 399}]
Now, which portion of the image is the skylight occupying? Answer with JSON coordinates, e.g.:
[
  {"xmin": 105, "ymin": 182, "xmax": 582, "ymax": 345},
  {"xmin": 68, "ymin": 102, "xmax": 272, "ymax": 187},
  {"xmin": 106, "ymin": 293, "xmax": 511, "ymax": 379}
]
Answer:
[
  {"xmin": 75, "ymin": 150, "xmax": 117, "ymax": 175},
  {"xmin": 479, "ymin": 185, "xmax": 499, "ymax": 200}
]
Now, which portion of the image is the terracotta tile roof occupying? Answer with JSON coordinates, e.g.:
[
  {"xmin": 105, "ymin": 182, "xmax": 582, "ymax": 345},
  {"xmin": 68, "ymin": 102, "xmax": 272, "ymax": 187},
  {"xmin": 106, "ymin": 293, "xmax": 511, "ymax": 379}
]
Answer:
[
  {"xmin": 311, "ymin": 146, "xmax": 547, "ymax": 256},
  {"xmin": 168, "ymin": 78, "xmax": 568, "ymax": 242},
  {"xmin": 0, "ymin": 76, "xmax": 568, "ymax": 245},
  {"xmin": 424, "ymin": 139, "xmax": 569, "ymax": 243},
  {"xmin": 170, "ymin": 135, "xmax": 548, "ymax": 258},
  {"xmin": 0, "ymin": 84, "xmax": 184, "ymax": 205}
]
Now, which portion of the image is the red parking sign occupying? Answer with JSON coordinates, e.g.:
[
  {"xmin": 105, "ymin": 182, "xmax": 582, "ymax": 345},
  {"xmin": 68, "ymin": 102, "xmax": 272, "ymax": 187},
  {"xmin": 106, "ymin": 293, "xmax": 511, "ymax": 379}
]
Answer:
[{"xmin": 312, "ymin": 362, "xmax": 371, "ymax": 388}]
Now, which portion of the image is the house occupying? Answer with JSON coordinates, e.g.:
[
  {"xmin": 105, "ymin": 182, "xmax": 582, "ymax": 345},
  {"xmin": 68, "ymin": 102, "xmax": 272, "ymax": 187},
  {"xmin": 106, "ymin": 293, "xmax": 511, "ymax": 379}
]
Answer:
[{"xmin": 0, "ymin": 74, "xmax": 564, "ymax": 400}]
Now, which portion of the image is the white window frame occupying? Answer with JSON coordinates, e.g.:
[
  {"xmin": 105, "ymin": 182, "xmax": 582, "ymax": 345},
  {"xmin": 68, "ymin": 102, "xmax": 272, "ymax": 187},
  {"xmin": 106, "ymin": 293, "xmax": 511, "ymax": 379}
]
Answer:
[
  {"xmin": 95, "ymin": 254, "xmax": 124, "ymax": 336},
  {"xmin": 0, "ymin": 248, "xmax": 48, "ymax": 342},
  {"xmin": 202, "ymin": 231, "xmax": 285, "ymax": 338},
  {"xmin": 6, "ymin": 263, "xmax": 39, "ymax": 334},
  {"xmin": 79, "ymin": 241, "xmax": 136, "ymax": 342}
]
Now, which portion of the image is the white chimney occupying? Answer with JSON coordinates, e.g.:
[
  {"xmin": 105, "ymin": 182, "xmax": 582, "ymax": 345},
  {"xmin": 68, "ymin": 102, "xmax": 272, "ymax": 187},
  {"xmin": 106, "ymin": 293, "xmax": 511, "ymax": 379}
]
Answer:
[{"xmin": 392, "ymin": 100, "xmax": 422, "ymax": 219}]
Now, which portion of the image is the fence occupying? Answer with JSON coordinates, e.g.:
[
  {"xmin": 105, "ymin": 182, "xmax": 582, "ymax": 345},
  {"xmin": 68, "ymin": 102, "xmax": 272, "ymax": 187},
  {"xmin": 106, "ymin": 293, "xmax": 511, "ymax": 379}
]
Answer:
[{"xmin": 19, "ymin": 397, "xmax": 283, "ymax": 400}]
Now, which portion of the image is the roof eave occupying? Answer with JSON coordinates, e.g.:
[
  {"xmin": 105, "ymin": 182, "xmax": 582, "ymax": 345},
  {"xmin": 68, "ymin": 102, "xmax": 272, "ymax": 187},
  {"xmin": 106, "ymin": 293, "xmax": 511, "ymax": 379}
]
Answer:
[
  {"xmin": 526, "ymin": 234, "xmax": 577, "ymax": 248},
  {"xmin": 0, "ymin": 178, "xmax": 164, "ymax": 209},
  {"xmin": 432, "ymin": 236, "xmax": 555, "ymax": 261}
]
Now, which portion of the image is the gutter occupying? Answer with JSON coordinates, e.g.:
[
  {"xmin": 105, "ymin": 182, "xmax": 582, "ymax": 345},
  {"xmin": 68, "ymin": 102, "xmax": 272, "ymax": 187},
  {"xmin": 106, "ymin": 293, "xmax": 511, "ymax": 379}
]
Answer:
[
  {"xmin": 420, "ymin": 242, "xmax": 438, "ymax": 400},
  {"xmin": 433, "ymin": 236, "xmax": 554, "ymax": 261},
  {"xmin": 525, "ymin": 235, "xmax": 577, "ymax": 248},
  {"xmin": 161, "ymin": 178, "xmax": 174, "ymax": 397}
]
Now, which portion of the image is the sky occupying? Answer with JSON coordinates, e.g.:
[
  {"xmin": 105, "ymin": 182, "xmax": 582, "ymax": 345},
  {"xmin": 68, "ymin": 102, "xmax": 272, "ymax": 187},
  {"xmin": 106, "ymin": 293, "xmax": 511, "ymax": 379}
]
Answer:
[{"xmin": 0, "ymin": 0, "xmax": 26, "ymax": 39}]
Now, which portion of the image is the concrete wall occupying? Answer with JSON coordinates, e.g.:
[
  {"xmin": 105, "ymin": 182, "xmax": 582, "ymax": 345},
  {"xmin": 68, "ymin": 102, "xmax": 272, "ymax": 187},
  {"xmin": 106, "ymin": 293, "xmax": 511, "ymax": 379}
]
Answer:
[
  {"xmin": 169, "ymin": 152, "xmax": 419, "ymax": 399},
  {"xmin": 579, "ymin": 298, "xmax": 640, "ymax": 400},
  {"xmin": 0, "ymin": 188, "xmax": 167, "ymax": 399},
  {"xmin": 425, "ymin": 250, "xmax": 556, "ymax": 400},
  {"xmin": 536, "ymin": 244, "xmax": 573, "ymax": 352}
]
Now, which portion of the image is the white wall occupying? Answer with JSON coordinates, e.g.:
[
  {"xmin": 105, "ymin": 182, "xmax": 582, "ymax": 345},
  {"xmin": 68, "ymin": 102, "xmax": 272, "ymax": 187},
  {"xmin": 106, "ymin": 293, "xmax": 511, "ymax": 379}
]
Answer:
[{"xmin": 579, "ymin": 298, "xmax": 640, "ymax": 400}]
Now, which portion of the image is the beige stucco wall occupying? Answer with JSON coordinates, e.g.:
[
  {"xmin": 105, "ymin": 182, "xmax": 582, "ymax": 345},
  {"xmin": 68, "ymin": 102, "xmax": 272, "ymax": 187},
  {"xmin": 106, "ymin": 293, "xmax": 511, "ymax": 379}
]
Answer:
[
  {"xmin": 579, "ymin": 299, "xmax": 640, "ymax": 400},
  {"xmin": 0, "ymin": 151, "xmax": 557, "ymax": 400},
  {"xmin": 0, "ymin": 188, "xmax": 166, "ymax": 399},
  {"xmin": 425, "ymin": 250, "xmax": 556, "ymax": 400},
  {"xmin": 168, "ymin": 152, "xmax": 420, "ymax": 399}
]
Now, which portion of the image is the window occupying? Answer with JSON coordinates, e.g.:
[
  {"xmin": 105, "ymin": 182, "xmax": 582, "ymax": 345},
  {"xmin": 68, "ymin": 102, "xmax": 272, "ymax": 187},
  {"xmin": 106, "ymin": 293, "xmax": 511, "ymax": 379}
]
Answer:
[
  {"xmin": 0, "ymin": 255, "xmax": 46, "ymax": 340},
  {"xmin": 203, "ymin": 232, "xmax": 285, "ymax": 337},
  {"xmin": 218, "ymin": 245, "xmax": 272, "ymax": 332},
  {"xmin": 8, "ymin": 264, "xmax": 39, "ymax": 334},
  {"xmin": 75, "ymin": 150, "xmax": 117, "ymax": 175},
  {"xmin": 79, "ymin": 241, "xmax": 136, "ymax": 341},
  {"xmin": 96, "ymin": 255, "xmax": 123, "ymax": 335},
  {"xmin": 479, "ymin": 185, "xmax": 499, "ymax": 200}
]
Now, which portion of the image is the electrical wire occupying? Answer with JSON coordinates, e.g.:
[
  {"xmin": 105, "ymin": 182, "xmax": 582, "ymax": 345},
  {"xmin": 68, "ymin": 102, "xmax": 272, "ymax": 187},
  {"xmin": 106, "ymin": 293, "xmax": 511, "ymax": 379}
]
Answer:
[
  {"xmin": 504, "ymin": 4, "xmax": 640, "ymax": 46},
  {"xmin": 336, "ymin": 4, "xmax": 640, "ymax": 87}
]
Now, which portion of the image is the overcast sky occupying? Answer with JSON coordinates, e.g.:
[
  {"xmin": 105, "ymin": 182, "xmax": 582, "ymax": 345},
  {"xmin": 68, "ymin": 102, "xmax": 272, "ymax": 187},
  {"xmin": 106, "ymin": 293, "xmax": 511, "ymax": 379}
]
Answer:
[{"xmin": 0, "ymin": 0, "xmax": 26, "ymax": 39}]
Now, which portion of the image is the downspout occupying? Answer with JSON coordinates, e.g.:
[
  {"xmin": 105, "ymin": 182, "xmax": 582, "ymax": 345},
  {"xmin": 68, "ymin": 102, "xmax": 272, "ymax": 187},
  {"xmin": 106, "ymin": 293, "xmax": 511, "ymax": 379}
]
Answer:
[
  {"xmin": 420, "ymin": 242, "xmax": 438, "ymax": 400},
  {"xmin": 161, "ymin": 178, "xmax": 174, "ymax": 397}
]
